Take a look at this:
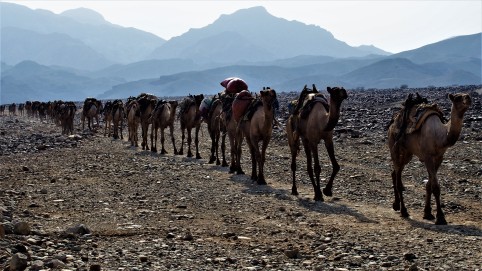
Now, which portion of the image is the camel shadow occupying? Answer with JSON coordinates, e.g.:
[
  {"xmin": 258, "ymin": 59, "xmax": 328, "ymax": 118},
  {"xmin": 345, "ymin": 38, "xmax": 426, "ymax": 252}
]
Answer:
[
  {"xmin": 229, "ymin": 174, "xmax": 378, "ymax": 224},
  {"xmin": 406, "ymin": 217, "xmax": 482, "ymax": 236}
]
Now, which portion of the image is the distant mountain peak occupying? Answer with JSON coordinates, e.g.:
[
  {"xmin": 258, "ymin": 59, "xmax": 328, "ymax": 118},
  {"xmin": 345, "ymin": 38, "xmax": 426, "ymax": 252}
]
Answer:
[{"xmin": 60, "ymin": 7, "xmax": 108, "ymax": 25}]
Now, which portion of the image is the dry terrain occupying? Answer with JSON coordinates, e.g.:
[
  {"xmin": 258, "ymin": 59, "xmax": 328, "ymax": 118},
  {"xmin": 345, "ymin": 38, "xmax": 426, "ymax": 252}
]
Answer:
[{"xmin": 1, "ymin": 86, "xmax": 481, "ymax": 271}]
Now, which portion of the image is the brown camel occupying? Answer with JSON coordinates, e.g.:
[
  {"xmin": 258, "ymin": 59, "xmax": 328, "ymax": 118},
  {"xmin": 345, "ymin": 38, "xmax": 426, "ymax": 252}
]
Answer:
[
  {"xmin": 387, "ymin": 93, "xmax": 472, "ymax": 225},
  {"xmin": 178, "ymin": 94, "xmax": 204, "ymax": 158},
  {"xmin": 137, "ymin": 93, "xmax": 158, "ymax": 150},
  {"xmin": 126, "ymin": 98, "xmax": 141, "ymax": 147},
  {"xmin": 235, "ymin": 87, "xmax": 278, "ymax": 185},
  {"xmin": 150, "ymin": 100, "xmax": 179, "ymax": 154},
  {"xmin": 219, "ymin": 93, "xmax": 238, "ymax": 172},
  {"xmin": 111, "ymin": 99, "xmax": 124, "ymax": 140},
  {"xmin": 82, "ymin": 98, "xmax": 102, "ymax": 131},
  {"xmin": 59, "ymin": 101, "xmax": 77, "ymax": 135},
  {"xmin": 103, "ymin": 101, "xmax": 113, "ymax": 137},
  {"xmin": 286, "ymin": 85, "xmax": 348, "ymax": 201},
  {"xmin": 203, "ymin": 96, "xmax": 227, "ymax": 165}
]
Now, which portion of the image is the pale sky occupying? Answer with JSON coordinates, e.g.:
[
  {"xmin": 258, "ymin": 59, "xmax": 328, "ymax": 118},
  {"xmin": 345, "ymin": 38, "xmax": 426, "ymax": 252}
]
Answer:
[{"xmin": 3, "ymin": 0, "xmax": 482, "ymax": 53}]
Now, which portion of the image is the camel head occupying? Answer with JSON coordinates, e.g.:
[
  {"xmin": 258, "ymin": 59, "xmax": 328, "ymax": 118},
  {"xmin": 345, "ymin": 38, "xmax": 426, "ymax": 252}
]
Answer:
[
  {"xmin": 448, "ymin": 93, "xmax": 471, "ymax": 117},
  {"xmin": 260, "ymin": 87, "xmax": 277, "ymax": 110},
  {"xmin": 327, "ymin": 87, "xmax": 348, "ymax": 104}
]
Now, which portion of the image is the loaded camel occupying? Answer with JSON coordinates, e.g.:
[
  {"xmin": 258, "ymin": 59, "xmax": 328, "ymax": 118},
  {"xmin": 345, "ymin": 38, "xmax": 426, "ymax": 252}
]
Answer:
[
  {"xmin": 219, "ymin": 93, "xmax": 239, "ymax": 172},
  {"xmin": 178, "ymin": 94, "xmax": 204, "ymax": 158},
  {"xmin": 235, "ymin": 87, "xmax": 278, "ymax": 185},
  {"xmin": 103, "ymin": 101, "xmax": 113, "ymax": 137},
  {"xmin": 126, "ymin": 97, "xmax": 141, "ymax": 147},
  {"xmin": 111, "ymin": 99, "xmax": 125, "ymax": 140},
  {"xmin": 150, "ymin": 100, "xmax": 179, "ymax": 154},
  {"xmin": 82, "ymin": 98, "xmax": 102, "ymax": 131},
  {"xmin": 59, "ymin": 102, "xmax": 77, "ymax": 135},
  {"xmin": 286, "ymin": 85, "xmax": 348, "ymax": 201},
  {"xmin": 387, "ymin": 92, "xmax": 472, "ymax": 225},
  {"xmin": 137, "ymin": 93, "xmax": 158, "ymax": 150},
  {"xmin": 200, "ymin": 95, "xmax": 227, "ymax": 165}
]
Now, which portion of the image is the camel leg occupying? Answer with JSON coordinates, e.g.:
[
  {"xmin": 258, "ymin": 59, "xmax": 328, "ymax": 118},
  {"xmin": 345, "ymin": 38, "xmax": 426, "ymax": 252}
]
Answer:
[
  {"xmin": 234, "ymin": 129, "xmax": 245, "ymax": 175},
  {"xmin": 424, "ymin": 158, "xmax": 446, "ymax": 225},
  {"xmin": 391, "ymin": 170, "xmax": 401, "ymax": 211},
  {"xmin": 290, "ymin": 146, "xmax": 298, "ymax": 195},
  {"xmin": 215, "ymin": 130, "xmax": 221, "ymax": 165},
  {"xmin": 120, "ymin": 118, "xmax": 123, "ymax": 140},
  {"xmin": 187, "ymin": 128, "xmax": 193, "ymax": 157},
  {"xmin": 257, "ymin": 137, "xmax": 270, "ymax": 185},
  {"xmin": 195, "ymin": 124, "xmax": 202, "ymax": 159},
  {"xmin": 209, "ymin": 129, "xmax": 217, "ymax": 164},
  {"xmin": 179, "ymin": 128, "xmax": 185, "ymax": 155},
  {"xmin": 394, "ymin": 166, "xmax": 409, "ymax": 218},
  {"xmin": 150, "ymin": 124, "xmax": 157, "ymax": 152},
  {"xmin": 302, "ymin": 139, "xmax": 322, "ymax": 201},
  {"xmin": 312, "ymin": 143, "xmax": 324, "ymax": 201},
  {"xmin": 221, "ymin": 132, "xmax": 228, "ymax": 167},
  {"xmin": 160, "ymin": 128, "xmax": 167, "ymax": 154},
  {"xmin": 322, "ymin": 138, "xmax": 340, "ymax": 197},
  {"xmin": 169, "ymin": 124, "xmax": 177, "ymax": 154},
  {"xmin": 245, "ymin": 137, "xmax": 258, "ymax": 182}
]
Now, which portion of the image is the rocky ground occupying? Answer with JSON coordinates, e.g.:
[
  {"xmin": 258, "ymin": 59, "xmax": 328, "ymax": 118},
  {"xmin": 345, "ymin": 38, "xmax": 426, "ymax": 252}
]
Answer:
[{"xmin": 1, "ymin": 86, "xmax": 481, "ymax": 271}]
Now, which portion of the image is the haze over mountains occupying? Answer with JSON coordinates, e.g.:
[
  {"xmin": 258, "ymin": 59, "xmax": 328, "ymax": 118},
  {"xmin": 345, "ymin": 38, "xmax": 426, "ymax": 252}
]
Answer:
[{"xmin": 1, "ymin": 2, "xmax": 481, "ymax": 103}]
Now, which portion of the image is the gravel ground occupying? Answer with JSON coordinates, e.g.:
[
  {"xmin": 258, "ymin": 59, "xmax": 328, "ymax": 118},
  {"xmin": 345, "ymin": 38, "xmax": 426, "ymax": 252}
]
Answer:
[{"xmin": 1, "ymin": 86, "xmax": 481, "ymax": 271}]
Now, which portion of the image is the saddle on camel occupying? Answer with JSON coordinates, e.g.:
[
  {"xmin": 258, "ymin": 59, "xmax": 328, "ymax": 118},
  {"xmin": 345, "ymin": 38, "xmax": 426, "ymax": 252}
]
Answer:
[{"xmin": 389, "ymin": 92, "xmax": 445, "ymax": 142}]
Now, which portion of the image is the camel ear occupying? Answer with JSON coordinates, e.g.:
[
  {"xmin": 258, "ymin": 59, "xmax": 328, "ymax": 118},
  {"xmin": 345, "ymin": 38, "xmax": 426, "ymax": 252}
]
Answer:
[
  {"xmin": 327, "ymin": 87, "xmax": 332, "ymax": 94},
  {"xmin": 313, "ymin": 84, "xmax": 317, "ymax": 92},
  {"xmin": 448, "ymin": 93, "xmax": 454, "ymax": 101},
  {"xmin": 303, "ymin": 84, "xmax": 308, "ymax": 91}
]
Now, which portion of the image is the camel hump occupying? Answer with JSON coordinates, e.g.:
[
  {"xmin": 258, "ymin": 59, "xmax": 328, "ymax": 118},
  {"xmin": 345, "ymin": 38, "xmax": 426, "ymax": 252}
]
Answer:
[
  {"xmin": 406, "ymin": 104, "xmax": 444, "ymax": 133},
  {"xmin": 392, "ymin": 102, "xmax": 444, "ymax": 136},
  {"xmin": 299, "ymin": 93, "xmax": 329, "ymax": 119}
]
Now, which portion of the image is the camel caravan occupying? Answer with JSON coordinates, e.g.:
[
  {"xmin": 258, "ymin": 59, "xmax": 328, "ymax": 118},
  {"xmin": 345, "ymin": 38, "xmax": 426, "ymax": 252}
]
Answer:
[{"xmin": 4, "ymin": 77, "xmax": 475, "ymax": 226}]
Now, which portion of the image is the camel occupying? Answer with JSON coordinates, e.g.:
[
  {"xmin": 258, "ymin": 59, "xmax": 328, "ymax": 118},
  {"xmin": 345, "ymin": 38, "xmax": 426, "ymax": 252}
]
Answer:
[
  {"xmin": 201, "ymin": 95, "xmax": 227, "ymax": 165},
  {"xmin": 150, "ymin": 100, "xmax": 179, "ymax": 154},
  {"xmin": 387, "ymin": 92, "xmax": 472, "ymax": 225},
  {"xmin": 178, "ymin": 94, "xmax": 204, "ymax": 158},
  {"xmin": 103, "ymin": 101, "xmax": 113, "ymax": 137},
  {"xmin": 137, "ymin": 93, "xmax": 158, "ymax": 150},
  {"xmin": 126, "ymin": 98, "xmax": 141, "ymax": 147},
  {"xmin": 59, "ymin": 102, "xmax": 77, "ymax": 135},
  {"xmin": 235, "ymin": 87, "xmax": 278, "ymax": 185},
  {"xmin": 82, "ymin": 98, "xmax": 102, "ymax": 131},
  {"xmin": 219, "ymin": 93, "xmax": 239, "ymax": 172},
  {"xmin": 286, "ymin": 85, "xmax": 348, "ymax": 201},
  {"xmin": 8, "ymin": 103, "xmax": 16, "ymax": 116},
  {"xmin": 111, "ymin": 99, "xmax": 124, "ymax": 140}
]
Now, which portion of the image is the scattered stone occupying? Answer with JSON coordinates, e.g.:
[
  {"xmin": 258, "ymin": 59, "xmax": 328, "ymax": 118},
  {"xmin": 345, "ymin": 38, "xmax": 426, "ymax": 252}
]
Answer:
[
  {"xmin": 9, "ymin": 253, "xmax": 28, "ymax": 271},
  {"xmin": 13, "ymin": 222, "xmax": 30, "ymax": 235}
]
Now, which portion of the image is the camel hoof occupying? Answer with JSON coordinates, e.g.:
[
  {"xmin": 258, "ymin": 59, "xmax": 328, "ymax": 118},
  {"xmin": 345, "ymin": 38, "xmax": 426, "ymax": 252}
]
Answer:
[
  {"xmin": 257, "ymin": 180, "xmax": 267, "ymax": 185},
  {"xmin": 216, "ymin": 160, "xmax": 221, "ymax": 166},
  {"xmin": 393, "ymin": 201, "xmax": 400, "ymax": 211},
  {"xmin": 151, "ymin": 148, "xmax": 157, "ymax": 153},
  {"xmin": 435, "ymin": 217, "xmax": 447, "ymax": 225},
  {"xmin": 400, "ymin": 209, "xmax": 409, "ymax": 218},
  {"xmin": 178, "ymin": 150, "xmax": 183, "ymax": 155},
  {"xmin": 423, "ymin": 213, "xmax": 435, "ymax": 220},
  {"xmin": 161, "ymin": 150, "xmax": 167, "ymax": 154},
  {"xmin": 187, "ymin": 151, "xmax": 193, "ymax": 157},
  {"xmin": 322, "ymin": 188, "xmax": 332, "ymax": 197},
  {"xmin": 236, "ymin": 170, "xmax": 245, "ymax": 175},
  {"xmin": 222, "ymin": 161, "xmax": 228, "ymax": 167},
  {"xmin": 314, "ymin": 196, "xmax": 324, "ymax": 202},
  {"xmin": 209, "ymin": 156, "xmax": 216, "ymax": 164},
  {"xmin": 291, "ymin": 189, "xmax": 299, "ymax": 196},
  {"xmin": 196, "ymin": 154, "xmax": 202, "ymax": 159}
]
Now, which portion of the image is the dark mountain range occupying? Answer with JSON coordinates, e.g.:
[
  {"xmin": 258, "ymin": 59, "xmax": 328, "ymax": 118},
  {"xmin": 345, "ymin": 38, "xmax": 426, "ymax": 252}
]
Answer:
[
  {"xmin": 0, "ymin": 2, "xmax": 166, "ymax": 66},
  {"xmin": 148, "ymin": 6, "xmax": 389, "ymax": 64}
]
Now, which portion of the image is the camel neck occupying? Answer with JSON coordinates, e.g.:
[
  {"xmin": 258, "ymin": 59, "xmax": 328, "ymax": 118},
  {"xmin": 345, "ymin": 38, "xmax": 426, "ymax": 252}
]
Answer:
[
  {"xmin": 324, "ymin": 99, "xmax": 342, "ymax": 132},
  {"xmin": 445, "ymin": 105, "xmax": 465, "ymax": 147}
]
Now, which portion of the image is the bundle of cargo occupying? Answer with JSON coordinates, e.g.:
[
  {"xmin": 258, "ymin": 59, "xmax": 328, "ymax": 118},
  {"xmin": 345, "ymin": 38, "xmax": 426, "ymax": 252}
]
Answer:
[
  {"xmin": 221, "ymin": 77, "xmax": 248, "ymax": 94},
  {"xmin": 232, "ymin": 90, "xmax": 253, "ymax": 123}
]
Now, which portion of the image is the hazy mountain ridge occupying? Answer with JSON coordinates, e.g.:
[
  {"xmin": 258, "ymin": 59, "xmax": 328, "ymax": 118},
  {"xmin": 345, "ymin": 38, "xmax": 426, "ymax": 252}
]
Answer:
[
  {"xmin": 1, "ymin": 2, "xmax": 480, "ymax": 103},
  {"xmin": 148, "ymin": 6, "xmax": 389, "ymax": 63},
  {"xmin": 1, "ymin": 2, "xmax": 166, "ymax": 66}
]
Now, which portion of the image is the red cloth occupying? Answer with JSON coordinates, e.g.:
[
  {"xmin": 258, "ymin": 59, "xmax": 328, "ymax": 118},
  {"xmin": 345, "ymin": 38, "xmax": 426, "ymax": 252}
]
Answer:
[
  {"xmin": 232, "ymin": 90, "xmax": 252, "ymax": 122},
  {"xmin": 226, "ymin": 78, "xmax": 248, "ymax": 94}
]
